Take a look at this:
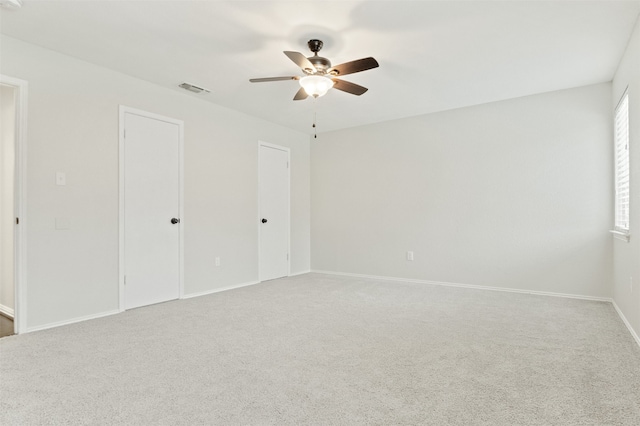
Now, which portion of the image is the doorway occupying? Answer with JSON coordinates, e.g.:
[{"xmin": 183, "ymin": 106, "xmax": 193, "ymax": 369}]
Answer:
[
  {"xmin": 0, "ymin": 75, "xmax": 27, "ymax": 335},
  {"xmin": 119, "ymin": 106, "xmax": 184, "ymax": 310},
  {"xmin": 258, "ymin": 141, "xmax": 290, "ymax": 281}
]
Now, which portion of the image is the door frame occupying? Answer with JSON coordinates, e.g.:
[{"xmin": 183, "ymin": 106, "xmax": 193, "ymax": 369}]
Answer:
[
  {"xmin": 118, "ymin": 105, "xmax": 184, "ymax": 311},
  {"xmin": 0, "ymin": 75, "xmax": 28, "ymax": 335},
  {"xmin": 257, "ymin": 140, "xmax": 291, "ymax": 282}
]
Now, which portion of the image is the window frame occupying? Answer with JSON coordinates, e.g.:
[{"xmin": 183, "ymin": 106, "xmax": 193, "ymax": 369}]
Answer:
[{"xmin": 613, "ymin": 89, "xmax": 630, "ymax": 235}]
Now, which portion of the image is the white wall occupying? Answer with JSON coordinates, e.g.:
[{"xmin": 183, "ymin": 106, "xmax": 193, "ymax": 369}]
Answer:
[
  {"xmin": 0, "ymin": 35, "xmax": 310, "ymax": 330},
  {"xmin": 612, "ymin": 15, "xmax": 640, "ymax": 341},
  {"xmin": 312, "ymin": 83, "xmax": 613, "ymax": 298},
  {"xmin": 0, "ymin": 30, "xmax": 623, "ymax": 329},
  {"xmin": 0, "ymin": 84, "xmax": 15, "ymax": 315}
]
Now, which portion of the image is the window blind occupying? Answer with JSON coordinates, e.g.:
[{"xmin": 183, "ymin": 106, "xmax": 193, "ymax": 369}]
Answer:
[{"xmin": 614, "ymin": 91, "xmax": 630, "ymax": 232}]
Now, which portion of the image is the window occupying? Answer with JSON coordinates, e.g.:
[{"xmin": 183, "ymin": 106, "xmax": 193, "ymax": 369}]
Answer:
[{"xmin": 614, "ymin": 90, "xmax": 630, "ymax": 232}]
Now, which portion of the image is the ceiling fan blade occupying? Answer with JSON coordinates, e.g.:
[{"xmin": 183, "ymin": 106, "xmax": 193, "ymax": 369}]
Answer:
[
  {"xmin": 249, "ymin": 76, "xmax": 299, "ymax": 83},
  {"xmin": 284, "ymin": 51, "xmax": 317, "ymax": 73},
  {"xmin": 332, "ymin": 79, "xmax": 368, "ymax": 96},
  {"xmin": 328, "ymin": 57, "xmax": 379, "ymax": 76},
  {"xmin": 293, "ymin": 87, "xmax": 309, "ymax": 101}
]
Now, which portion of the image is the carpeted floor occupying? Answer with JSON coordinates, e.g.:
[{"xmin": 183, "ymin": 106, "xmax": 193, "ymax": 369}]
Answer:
[{"xmin": 1, "ymin": 273, "xmax": 639, "ymax": 425}]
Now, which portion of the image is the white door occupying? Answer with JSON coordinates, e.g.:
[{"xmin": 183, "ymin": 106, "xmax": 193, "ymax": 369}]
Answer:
[
  {"xmin": 0, "ymin": 84, "xmax": 16, "ymax": 330},
  {"xmin": 122, "ymin": 109, "xmax": 182, "ymax": 310},
  {"xmin": 259, "ymin": 143, "xmax": 290, "ymax": 281},
  {"xmin": 0, "ymin": 75, "xmax": 27, "ymax": 335}
]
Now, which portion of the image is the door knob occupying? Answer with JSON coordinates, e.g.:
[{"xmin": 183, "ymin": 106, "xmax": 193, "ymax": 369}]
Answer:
[
  {"xmin": 171, "ymin": 218, "xmax": 180, "ymax": 224},
  {"xmin": 261, "ymin": 218, "xmax": 268, "ymax": 223}
]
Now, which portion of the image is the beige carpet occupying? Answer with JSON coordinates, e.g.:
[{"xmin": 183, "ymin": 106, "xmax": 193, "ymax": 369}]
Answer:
[{"xmin": 1, "ymin": 273, "xmax": 639, "ymax": 425}]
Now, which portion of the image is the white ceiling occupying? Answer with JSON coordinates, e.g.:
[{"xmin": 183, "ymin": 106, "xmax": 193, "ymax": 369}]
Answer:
[{"xmin": 1, "ymin": 1, "xmax": 639, "ymax": 134}]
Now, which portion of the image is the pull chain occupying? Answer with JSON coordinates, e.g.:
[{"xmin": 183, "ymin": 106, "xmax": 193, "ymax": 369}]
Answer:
[
  {"xmin": 313, "ymin": 112, "xmax": 317, "ymax": 139},
  {"xmin": 312, "ymin": 98, "xmax": 318, "ymax": 139}
]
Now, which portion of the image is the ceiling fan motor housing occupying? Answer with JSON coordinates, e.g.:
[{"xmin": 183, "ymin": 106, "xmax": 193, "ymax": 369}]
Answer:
[
  {"xmin": 306, "ymin": 39, "xmax": 332, "ymax": 74},
  {"xmin": 308, "ymin": 56, "xmax": 331, "ymax": 73}
]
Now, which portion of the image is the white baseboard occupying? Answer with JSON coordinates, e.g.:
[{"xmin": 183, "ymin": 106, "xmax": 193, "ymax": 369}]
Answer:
[
  {"xmin": 310, "ymin": 270, "xmax": 612, "ymax": 303},
  {"xmin": 289, "ymin": 270, "xmax": 311, "ymax": 277},
  {"xmin": 21, "ymin": 272, "xmax": 635, "ymax": 349},
  {"xmin": 26, "ymin": 309, "xmax": 120, "ymax": 334},
  {"xmin": 25, "ymin": 280, "xmax": 263, "ymax": 333},
  {"xmin": 312, "ymin": 270, "xmax": 640, "ymax": 347},
  {"xmin": 182, "ymin": 280, "xmax": 260, "ymax": 299},
  {"xmin": 182, "ymin": 273, "xmax": 312, "ymax": 299},
  {"xmin": 0, "ymin": 304, "xmax": 14, "ymax": 319},
  {"xmin": 612, "ymin": 300, "xmax": 640, "ymax": 348}
]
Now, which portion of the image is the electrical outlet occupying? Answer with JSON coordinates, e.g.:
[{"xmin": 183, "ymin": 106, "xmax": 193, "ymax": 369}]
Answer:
[
  {"xmin": 215, "ymin": 257, "xmax": 220, "ymax": 267},
  {"xmin": 407, "ymin": 251, "xmax": 414, "ymax": 261},
  {"xmin": 56, "ymin": 172, "xmax": 66, "ymax": 186}
]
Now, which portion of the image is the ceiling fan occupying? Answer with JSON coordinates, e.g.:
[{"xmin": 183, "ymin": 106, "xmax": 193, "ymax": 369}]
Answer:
[{"xmin": 249, "ymin": 39, "xmax": 379, "ymax": 100}]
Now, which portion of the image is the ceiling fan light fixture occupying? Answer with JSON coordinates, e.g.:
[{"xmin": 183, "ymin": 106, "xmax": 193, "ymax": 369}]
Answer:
[
  {"xmin": 299, "ymin": 75, "xmax": 334, "ymax": 98},
  {"xmin": 250, "ymin": 39, "xmax": 378, "ymax": 100}
]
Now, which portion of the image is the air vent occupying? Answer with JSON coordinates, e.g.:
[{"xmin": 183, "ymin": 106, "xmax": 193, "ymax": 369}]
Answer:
[{"xmin": 179, "ymin": 82, "xmax": 210, "ymax": 94}]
